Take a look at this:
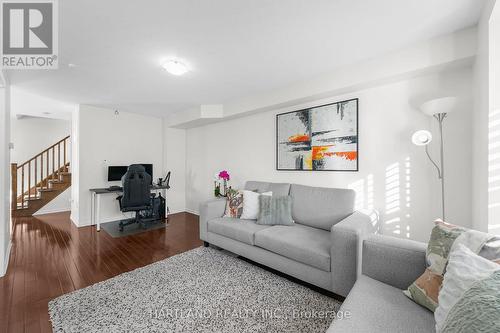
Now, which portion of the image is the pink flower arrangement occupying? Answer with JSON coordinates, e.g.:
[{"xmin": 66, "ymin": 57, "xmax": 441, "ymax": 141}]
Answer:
[{"xmin": 218, "ymin": 170, "xmax": 230, "ymax": 181}]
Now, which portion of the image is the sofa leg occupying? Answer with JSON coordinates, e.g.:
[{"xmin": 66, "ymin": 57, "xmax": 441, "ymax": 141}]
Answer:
[{"xmin": 203, "ymin": 241, "xmax": 210, "ymax": 247}]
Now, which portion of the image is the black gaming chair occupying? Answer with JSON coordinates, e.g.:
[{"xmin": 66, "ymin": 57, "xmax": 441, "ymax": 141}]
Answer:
[{"xmin": 118, "ymin": 164, "xmax": 152, "ymax": 231}]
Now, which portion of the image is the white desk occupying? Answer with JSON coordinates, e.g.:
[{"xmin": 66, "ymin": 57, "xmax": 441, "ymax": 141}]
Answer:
[{"xmin": 89, "ymin": 185, "xmax": 169, "ymax": 231}]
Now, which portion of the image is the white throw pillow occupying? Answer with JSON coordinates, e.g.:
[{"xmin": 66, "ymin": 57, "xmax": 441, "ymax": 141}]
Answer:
[
  {"xmin": 240, "ymin": 190, "xmax": 272, "ymax": 220},
  {"xmin": 435, "ymin": 244, "xmax": 500, "ymax": 332}
]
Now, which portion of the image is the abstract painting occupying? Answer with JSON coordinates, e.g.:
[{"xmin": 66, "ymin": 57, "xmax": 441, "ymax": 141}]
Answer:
[{"xmin": 276, "ymin": 99, "xmax": 358, "ymax": 171}]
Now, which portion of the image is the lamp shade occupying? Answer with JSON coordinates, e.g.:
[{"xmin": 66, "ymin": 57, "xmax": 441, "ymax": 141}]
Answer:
[
  {"xmin": 412, "ymin": 130, "xmax": 432, "ymax": 146},
  {"xmin": 420, "ymin": 97, "xmax": 458, "ymax": 116}
]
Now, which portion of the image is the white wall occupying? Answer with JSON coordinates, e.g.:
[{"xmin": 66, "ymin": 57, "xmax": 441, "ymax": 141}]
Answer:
[
  {"xmin": 473, "ymin": 0, "xmax": 497, "ymax": 233},
  {"xmin": 490, "ymin": 2, "xmax": 500, "ymax": 235},
  {"xmin": 70, "ymin": 107, "xmax": 80, "ymax": 224},
  {"xmin": 168, "ymin": 27, "xmax": 476, "ymax": 128},
  {"xmin": 34, "ymin": 188, "xmax": 72, "ymax": 215},
  {"xmin": 73, "ymin": 105, "xmax": 165, "ymax": 226},
  {"xmin": 163, "ymin": 126, "xmax": 186, "ymax": 214},
  {"xmin": 185, "ymin": 67, "xmax": 473, "ymax": 242},
  {"xmin": 11, "ymin": 86, "xmax": 74, "ymax": 120},
  {"xmin": 10, "ymin": 117, "xmax": 70, "ymax": 164},
  {"xmin": 0, "ymin": 81, "xmax": 11, "ymax": 277}
]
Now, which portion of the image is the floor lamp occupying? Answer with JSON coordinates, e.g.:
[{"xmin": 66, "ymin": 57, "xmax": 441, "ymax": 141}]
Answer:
[{"xmin": 411, "ymin": 97, "xmax": 457, "ymax": 221}]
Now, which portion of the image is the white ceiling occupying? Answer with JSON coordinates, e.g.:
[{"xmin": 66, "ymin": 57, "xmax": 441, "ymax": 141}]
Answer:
[{"xmin": 7, "ymin": 0, "xmax": 485, "ymax": 118}]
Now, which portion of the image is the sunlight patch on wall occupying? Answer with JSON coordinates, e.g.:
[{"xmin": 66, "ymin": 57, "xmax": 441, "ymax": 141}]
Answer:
[
  {"xmin": 350, "ymin": 178, "xmax": 365, "ymax": 211},
  {"xmin": 489, "ymin": 108, "xmax": 500, "ymax": 235},
  {"xmin": 385, "ymin": 217, "xmax": 401, "ymax": 235},
  {"xmin": 367, "ymin": 174, "xmax": 374, "ymax": 210},
  {"xmin": 347, "ymin": 159, "xmax": 412, "ymax": 238},
  {"xmin": 383, "ymin": 158, "xmax": 412, "ymax": 238},
  {"xmin": 404, "ymin": 157, "xmax": 411, "ymax": 238},
  {"xmin": 385, "ymin": 162, "xmax": 401, "ymax": 236},
  {"xmin": 489, "ymin": 223, "xmax": 500, "ymax": 235},
  {"xmin": 385, "ymin": 163, "xmax": 400, "ymax": 215},
  {"xmin": 348, "ymin": 174, "xmax": 374, "ymax": 211}
]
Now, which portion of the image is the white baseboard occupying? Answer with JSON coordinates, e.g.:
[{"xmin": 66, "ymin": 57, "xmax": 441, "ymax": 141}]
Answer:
[
  {"xmin": 74, "ymin": 209, "xmax": 197, "ymax": 228},
  {"xmin": 33, "ymin": 208, "xmax": 71, "ymax": 216},
  {"xmin": 70, "ymin": 212, "xmax": 79, "ymax": 227},
  {"xmin": 185, "ymin": 208, "xmax": 199, "ymax": 216},
  {"xmin": 77, "ymin": 213, "xmax": 134, "ymax": 228},
  {"xmin": 0, "ymin": 240, "xmax": 12, "ymax": 277}
]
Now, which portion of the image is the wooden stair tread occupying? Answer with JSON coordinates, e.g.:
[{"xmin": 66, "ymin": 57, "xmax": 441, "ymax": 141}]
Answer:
[
  {"xmin": 23, "ymin": 196, "xmax": 42, "ymax": 201},
  {"xmin": 38, "ymin": 188, "xmax": 55, "ymax": 192}
]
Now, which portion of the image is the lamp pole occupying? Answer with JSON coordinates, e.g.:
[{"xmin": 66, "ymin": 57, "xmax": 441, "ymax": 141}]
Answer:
[
  {"xmin": 424, "ymin": 113, "xmax": 447, "ymax": 220},
  {"xmin": 416, "ymin": 97, "xmax": 456, "ymax": 221},
  {"xmin": 437, "ymin": 113, "xmax": 446, "ymax": 221}
]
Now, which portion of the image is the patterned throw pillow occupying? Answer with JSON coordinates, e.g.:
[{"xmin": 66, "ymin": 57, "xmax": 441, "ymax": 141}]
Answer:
[
  {"xmin": 223, "ymin": 189, "xmax": 244, "ymax": 218},
  {"xmin": 404, "ymin": 220, "xmax": 498, "ymax": 312},
  {"xmin": 257, "ymin": 195, "xmax": 294, "ymax": 226},
  {"xmin": 426, "ymin": 221, "xmax": 467, "ymax": 274},
  {"xmin": 403, "ymin": 221, "xmax": 465, "ymax": 311},
  {"xmin": 435, "ymin": 245, "xmax": 500, "ymax": 333}
]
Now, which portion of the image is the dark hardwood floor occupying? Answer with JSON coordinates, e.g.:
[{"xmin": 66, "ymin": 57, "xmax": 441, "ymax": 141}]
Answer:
[{"xmin": 0, "ymin": 212, "xmax": 202, "ymax": 333}]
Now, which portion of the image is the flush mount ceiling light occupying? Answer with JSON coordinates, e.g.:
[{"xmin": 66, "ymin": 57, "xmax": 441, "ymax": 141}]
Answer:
[{"xmin": 161, "ymin": 59, "xmax": 189, "ymax": 76}]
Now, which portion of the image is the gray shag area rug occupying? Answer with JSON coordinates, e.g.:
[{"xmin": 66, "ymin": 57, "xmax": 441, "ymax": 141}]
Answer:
[{"xmin": 49, "ymin": 247, "xmax": 341, "ymax": 332}]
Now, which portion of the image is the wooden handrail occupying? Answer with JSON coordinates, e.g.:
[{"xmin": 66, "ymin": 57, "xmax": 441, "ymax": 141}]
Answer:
[
  {"xmin": 11, "ymin": 163, "xmax": 17, "ymax": 210},
  {"xmin": 17, "ymin": 135, "xmax": 70, "ymax": 168},
  {"xmin": 12, "ymin": 135, "xmax": 70, "ymax": 212}
]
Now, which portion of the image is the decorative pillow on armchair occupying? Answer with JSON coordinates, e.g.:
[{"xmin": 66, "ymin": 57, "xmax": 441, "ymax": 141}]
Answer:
[
  {"xmin": 435, "ymin": 245, "xmax": 500, "ymax": 333},
  {"xmin": 403, "ymin": 221, "xmax": 465, "ymax": 311},
  {"xmin": 404, "ymin": 220, "xmax": 500, "ymax": 312},
  {"xmin": 223, "ymin": 189, "xmax": 244, "ymax": 218}
]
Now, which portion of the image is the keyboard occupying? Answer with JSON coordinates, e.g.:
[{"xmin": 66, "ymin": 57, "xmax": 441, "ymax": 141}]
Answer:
[{"xmin": 108, "ymin": 186, "xmax": 123, "ymax": 191}]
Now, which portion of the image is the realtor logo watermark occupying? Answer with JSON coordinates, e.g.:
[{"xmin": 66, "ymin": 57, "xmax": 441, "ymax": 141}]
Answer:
[{"xmin": 1, "ymin": 0, "xmax": 58, "ymax": 69}]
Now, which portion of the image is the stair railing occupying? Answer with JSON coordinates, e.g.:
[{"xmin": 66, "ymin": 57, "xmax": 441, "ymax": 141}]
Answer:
[{"xmin": 11, "ymin": 135, "xmax": 71, "ymax": 211}]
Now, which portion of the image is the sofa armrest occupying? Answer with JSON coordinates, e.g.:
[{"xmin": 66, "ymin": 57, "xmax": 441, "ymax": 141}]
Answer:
[
  {"xmin": 362, "ymin": 234, "xmax": 426, "ymax": 290},
  {"xmin": 199, "ymin": 198, "xmax": 226, "ymax": 241},
  {"xmin": 330, "ymin": 210, "xmax": 378, "ymax": 297}
]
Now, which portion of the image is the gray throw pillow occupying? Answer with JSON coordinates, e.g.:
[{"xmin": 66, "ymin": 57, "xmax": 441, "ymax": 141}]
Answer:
[{"xmin": 257, "ymin": 195, "xmax": 294, "ymax": 226}]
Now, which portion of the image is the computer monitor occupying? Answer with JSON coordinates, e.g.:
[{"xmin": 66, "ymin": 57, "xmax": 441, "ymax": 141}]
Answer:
[
  {"xmin": 107, "ymin": 166, "xmax": 127, "ymax": 181},
  {"xmin": 107, "ymin": 164, "xmax": 153, "ymax": 183}
]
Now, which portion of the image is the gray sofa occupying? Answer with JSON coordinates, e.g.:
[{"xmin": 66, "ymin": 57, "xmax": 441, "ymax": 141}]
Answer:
[
  {"xmin": 199, "ymin": 181, "xmax": 377, "ymax": 297},
  {"xmin": 327, "ymin": 234, "xmax": 435, "ymax": 332}
]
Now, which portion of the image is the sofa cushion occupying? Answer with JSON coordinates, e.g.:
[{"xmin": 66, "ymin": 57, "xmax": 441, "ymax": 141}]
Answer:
[
  {"xmin": 207, "ymin": 217, "xmax": 271, "ymax": 245},
  {"xmin": 290, "ymin": 184, "xmax": 355, "ymax": 231},
  {"xmin": 245, "ymin": 181, "xmax": 291, "ymax": 196},
  {"xmin": 326, "ymin": 275, "xmax": 435, "ymax": 333},
  {"xmin": 254, "ymin": 224, "xmax": 331, "ymax": 271}
]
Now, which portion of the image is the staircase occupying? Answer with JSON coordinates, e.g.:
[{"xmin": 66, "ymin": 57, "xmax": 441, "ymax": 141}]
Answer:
[{"xmin": 11, "ymin": 136, "xmax": 71, "ymax": 217}]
